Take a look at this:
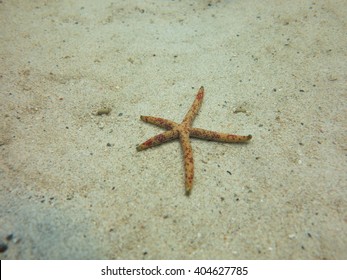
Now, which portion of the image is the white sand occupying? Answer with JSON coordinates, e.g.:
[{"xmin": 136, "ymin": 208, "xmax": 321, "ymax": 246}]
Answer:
[{"xmin": 0, "ymin": 0, "xmax": 346, "ymax": 259}]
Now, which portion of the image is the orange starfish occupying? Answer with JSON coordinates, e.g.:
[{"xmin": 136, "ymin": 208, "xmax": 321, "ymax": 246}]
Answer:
[{"xmin": 137, "ymin": 86, "xmax": 252, "ymax": 194}]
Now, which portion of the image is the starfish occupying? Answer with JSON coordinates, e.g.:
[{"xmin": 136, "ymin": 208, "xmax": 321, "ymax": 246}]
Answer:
[{"xmin": 137, "ymin": 86, "xmax": 252, "ymax": 194}]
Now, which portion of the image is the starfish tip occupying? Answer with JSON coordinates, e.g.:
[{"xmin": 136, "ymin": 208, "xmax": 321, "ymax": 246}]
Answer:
[
  {"xmin": 136, "ymin": 145, "xmax": 142, "ymax": 151},
  {"xmin": 185, "ymin": 189, "xmax": 191, "ymax": 196}
]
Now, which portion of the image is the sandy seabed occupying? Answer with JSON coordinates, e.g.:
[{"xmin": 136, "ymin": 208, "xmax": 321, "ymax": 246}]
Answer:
[{"xmin": 0, "ymin": 0, "xmax": 346, "ymax": 259}]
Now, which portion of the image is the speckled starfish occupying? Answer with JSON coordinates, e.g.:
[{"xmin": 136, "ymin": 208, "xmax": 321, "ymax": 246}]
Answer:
[{"xmin": 137, "ymin": 86, "xmax": 252, "ymax": 194}]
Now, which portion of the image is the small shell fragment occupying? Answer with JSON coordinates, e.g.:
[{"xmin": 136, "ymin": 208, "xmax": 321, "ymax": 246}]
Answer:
[{"xmin": 96, "ymin": 107, "xmax": 112, "ymax": 116}]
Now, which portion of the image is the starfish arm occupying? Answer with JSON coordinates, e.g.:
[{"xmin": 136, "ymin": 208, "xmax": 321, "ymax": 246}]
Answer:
[
  {"xmin": 182, "ymin": 86, "xmax": 204, "ymax": 125},
  {"xmin": 190, "ymin": 127, "xmax": 252, "ymax": 142},
  {"xmin": 136, "ymin": 129, "xmax": 179, "ymax": 151},
  {"xmin": 179, "ymin": 130, "xmax": 194, "ymax": 193},
  {"xmin": 140, "ymin": 116, "xmax": 178, "ymax": 130}
]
